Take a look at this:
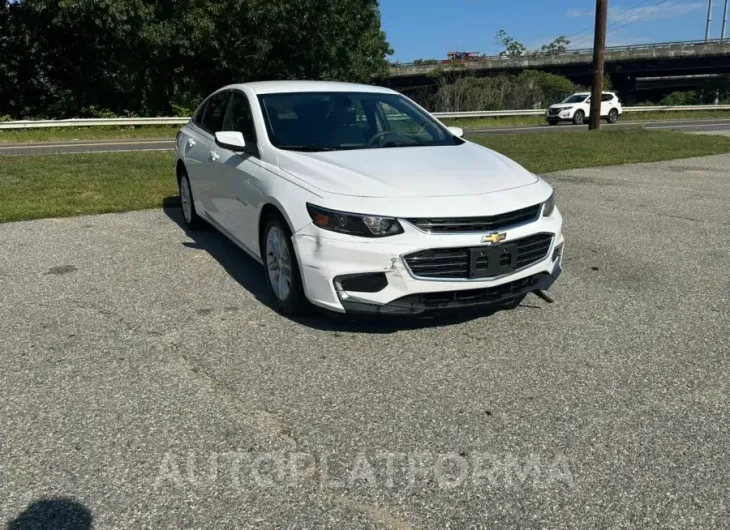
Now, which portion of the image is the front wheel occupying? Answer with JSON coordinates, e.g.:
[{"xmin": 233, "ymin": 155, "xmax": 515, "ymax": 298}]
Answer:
[
  {"xmin": 607, "ymin": 108, "xmax": 619, "ymax": 124},
  {"xmin": 547, "ymin": 120, "xmax": 559, "ymax": 126},
  {"xmin": 178, "ymin": 170, "xmax": 204, "ymax": 231},
  {"xmin": 262, "ymin": 217, "xmax": 308, "ymax": 315},
  {"xmin": 572, "ymin": 110, "xmax": 585, "ymax": 125}
]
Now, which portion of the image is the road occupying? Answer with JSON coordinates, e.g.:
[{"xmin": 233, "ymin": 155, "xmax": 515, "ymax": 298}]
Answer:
[
  {"xmin": 2, "ymin": 117, "xmax": 730, "ymax": 155},
  {"xmin": 1, "ymin": 154, "xmax": 729, "ymax": 528}
]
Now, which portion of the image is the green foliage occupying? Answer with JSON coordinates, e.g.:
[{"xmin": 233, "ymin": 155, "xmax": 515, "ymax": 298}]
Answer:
[
  {"xmin": 428, "ymin": 71, "xmax": 579, "ymax": 112},
  {"xmin": 659, "ymin": 76, "xmax": 730, "ymax": 106},
  {"xmin": 660, "ymin": 91, "xmax": 698, "ymax": 106},
  {"xmin": 539, "ymin": 36, "xmax": 571, "ymax": 55},
  {"xmin": 495, "ymin": 30, "xmax": 526, "ymax": 57},
  {"xmin": 0, "ymin": 0, "xmax": 392, "ymax": 119},
  {"xmin": 413, "ymin": 59, "xmax": 439, "ymax": 66}
]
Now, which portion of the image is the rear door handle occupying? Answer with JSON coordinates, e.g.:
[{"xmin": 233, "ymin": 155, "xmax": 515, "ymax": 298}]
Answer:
[
  {"xmin": 187, "ymin": 138, "xmax": 196, "ymax": 148},
  {"xmin": 210, "ymin": 151, "xmax": 220, "ymax": 161}
]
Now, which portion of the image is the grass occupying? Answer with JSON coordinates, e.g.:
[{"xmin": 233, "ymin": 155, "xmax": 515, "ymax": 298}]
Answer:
[
  {"xmin": 0, "ymin": 151, "xmax": 177, "ymax": 223},
  {"xmin": 471, "ymin": 128, "xmax": 730, "ymax": 174},
  {"xmin": 0, "ymin": 125, "xmax": 179, "ymax": 144},
  {"xmin": 443, "ymin": 109, "xmax": 730, "ymax": 130},
  {"xmin": 2, "ymin": 129, "xmax": 730, "ymax": 223}
]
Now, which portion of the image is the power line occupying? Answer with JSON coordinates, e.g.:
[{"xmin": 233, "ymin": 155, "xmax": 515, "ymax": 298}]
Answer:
[
  {"xmin": 563, "ymin": 0, "xmax": 656, "ymax": 45},
  {"xmin": 565, "ymin": 0, "xmax": 690, "ymax": 47}
]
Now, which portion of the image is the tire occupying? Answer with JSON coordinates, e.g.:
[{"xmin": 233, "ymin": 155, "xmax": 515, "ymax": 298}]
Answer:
[
  {"xmin": 178, "ymin": 169, "xmax": 205, "ymax": 231},
  {"xmin": 261, "ymin": 216, "xmax": 308, "ymax": 315},
  {"xmin": 607, "ymin": 108, "xmax": 619, "ymax": 124},
  {"xmin": 547, "ymin": 120, "xmax": 559, "ymax": 126},
  {"xmin": 572, "ymin": 110, "xmax": 585, "ymax": 125}
]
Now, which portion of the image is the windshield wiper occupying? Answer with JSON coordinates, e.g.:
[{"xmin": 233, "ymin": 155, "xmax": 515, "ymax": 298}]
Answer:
[{"xmin": 278, "ymin": 145, "xmax": 339, "ymax": 152}]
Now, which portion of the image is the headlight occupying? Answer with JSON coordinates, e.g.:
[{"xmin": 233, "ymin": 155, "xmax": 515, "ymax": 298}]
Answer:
[
  {"xmin": 306, "ymin": 204, "xmax": 404, "ymax": 237},
  {"xmin": 542, "ymin": 190, "xmax": 556, "ymax": 217}
]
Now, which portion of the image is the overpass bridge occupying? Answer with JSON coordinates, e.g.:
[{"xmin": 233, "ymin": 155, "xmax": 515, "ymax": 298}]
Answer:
[{"xmin": 381, "ymin": 40, "xmax": 730, "ymax": 102}]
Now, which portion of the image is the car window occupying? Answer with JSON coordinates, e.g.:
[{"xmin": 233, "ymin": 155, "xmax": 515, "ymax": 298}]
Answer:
[
  {"xmin": 200, "ymin": 91, "xmax": 231, "ymax": 134},
  {"xmin": 223, "ymin": 91, "xmax": 258, "ymax": 147},
  {"xmin": 562, "ymin": 94, "xmax": 588, "ymax": 104},
  {"xmin": 192, "ymin": 101, "xmax": 207, "ymax": 126},
  {"xmin": 601, "ymin": 94, "xmax": 614, "ymax": 102},
  {"xmin": 258, "ymin": 92, "xmax": 458, "ymax": 151},
  {"xmin": 377, "ymin": 101, "xmax": 436, "ymax": 139}
]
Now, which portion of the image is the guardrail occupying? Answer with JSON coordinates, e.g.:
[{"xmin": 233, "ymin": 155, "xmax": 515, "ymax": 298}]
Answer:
[
  {"xmin": 0, "ymin": 117, "xmax": 189, "ymax": 130},
  {"xmin": 1, "ymin": 105, "xmax": 730, "ymax": 130}
]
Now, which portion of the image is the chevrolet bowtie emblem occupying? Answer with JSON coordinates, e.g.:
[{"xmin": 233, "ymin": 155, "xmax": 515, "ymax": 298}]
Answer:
[{"xmin": 482, "ymin": 232, "xmax": 507, "ymax": 244}]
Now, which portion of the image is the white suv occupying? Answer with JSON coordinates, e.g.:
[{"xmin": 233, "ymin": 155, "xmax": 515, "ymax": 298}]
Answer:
[{"xmin": 545, "ymin": 92, "xmax": 622, "ymax": 125}]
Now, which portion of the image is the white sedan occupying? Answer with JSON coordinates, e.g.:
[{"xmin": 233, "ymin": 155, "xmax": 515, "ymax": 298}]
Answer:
[{"xmin": 175, "ymin": 81, "xmax": 564, "ymax": 315}]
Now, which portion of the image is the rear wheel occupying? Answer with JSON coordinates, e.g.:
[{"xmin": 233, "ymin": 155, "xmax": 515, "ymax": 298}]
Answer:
[
  {"xmin": 572, "ymin": 110, "xmax": 585, "ymax": 125},
  {"xmin": 607, "ymin": 108, "xmax": 619, "ymax": 124},
  {"xmin": 178, "ymin": 169, "xmax": 204, "ymax": 231},
  {"xmin": 262, "ymin": 216, "xmax": 308, "ymax": 315}
]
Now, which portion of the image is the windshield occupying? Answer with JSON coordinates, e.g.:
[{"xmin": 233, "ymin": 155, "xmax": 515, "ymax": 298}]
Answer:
[
  {"xmin": 257, "ymin": 92, "xmax": 462, "ymax": 151},
  {"xmin": 561, "ymin": 94, "xmax": 588, "ymax": 104}
]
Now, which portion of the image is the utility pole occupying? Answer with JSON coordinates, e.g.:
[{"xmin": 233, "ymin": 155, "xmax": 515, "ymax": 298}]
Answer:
[
  {"xmin": 722, "ymin": 0, "xmax": 728, "ymax": 40},
  {"xmin": 706, "ymin": 0, "xmax": 713, "ymax": 41},
  {"xmin": 589, "ymin": 0, "xmax": 608, "ymax": 130}
]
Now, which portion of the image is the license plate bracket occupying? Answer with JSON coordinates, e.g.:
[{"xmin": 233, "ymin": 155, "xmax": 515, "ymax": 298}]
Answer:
[{"xmin": 469, "ymin": 244, "xmax": 518, "ymax": 278}]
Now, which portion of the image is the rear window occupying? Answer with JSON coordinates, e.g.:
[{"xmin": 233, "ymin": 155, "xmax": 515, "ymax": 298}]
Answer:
[
  {"xmin": 192, "ymin": 102, "xmax": 206, "ymax": 126},
  {"xmin": 200, "ymin": 91, "xmax": 231, "ymax": 134}
]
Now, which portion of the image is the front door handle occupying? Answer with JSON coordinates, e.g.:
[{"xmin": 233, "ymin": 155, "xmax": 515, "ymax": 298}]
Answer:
[{"xmin": 210, "ymin": 151, "xmax": 220, "ymax": 161}]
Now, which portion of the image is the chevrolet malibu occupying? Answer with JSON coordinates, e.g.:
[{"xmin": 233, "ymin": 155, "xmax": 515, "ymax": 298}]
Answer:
[{"xmin": 175, "ymin": 81, "xmax": 564, "ymax": 315}]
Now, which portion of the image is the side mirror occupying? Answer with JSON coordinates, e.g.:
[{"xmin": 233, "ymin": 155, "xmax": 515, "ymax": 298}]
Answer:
[
  {"xmin": 214, "ymin": 131, "xmax": 246, "ymax": 151},
  {"xmin": 447, "ymin": 126, "xmax": 464, "ymax": 138}
]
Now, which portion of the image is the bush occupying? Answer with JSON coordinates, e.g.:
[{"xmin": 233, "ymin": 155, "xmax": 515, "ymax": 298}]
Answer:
[
  {"xmin": 427, "ymin": 70, "xmax": 579, "ymax": 112},
  {"xmin": 660, "ymin": 91, "xmax": 698, "ymax": 106}
]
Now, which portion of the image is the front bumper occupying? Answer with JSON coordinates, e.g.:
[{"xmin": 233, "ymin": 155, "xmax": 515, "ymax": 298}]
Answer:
[{"xmin": 292, "ymin": 208, "xmax": 564, "ymax": 314}]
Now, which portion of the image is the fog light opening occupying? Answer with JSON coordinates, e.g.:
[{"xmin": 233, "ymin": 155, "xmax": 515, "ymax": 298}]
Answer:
[
  {"xmin": 334, "ymin": 272, "xmax": 388, "ymax": 294},
  {"xmin": 552, "ymin": 244, "xmax": 563, "ymax": 263}
]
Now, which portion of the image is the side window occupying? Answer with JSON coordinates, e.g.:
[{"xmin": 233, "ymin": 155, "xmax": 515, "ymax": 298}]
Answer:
[
  {"xmin": 377, "ymin": 101, "xmax": 436, "ymax": 140},
  {"xmin": 601, "ymin": 94, "xmax": 613, "ymax": 102},
  {"xmin": 200, "ymin": 91, "xmax": 231, "ymax": 134},
  {"xmin": 222, "ymin": 91, "xmax": 257, "ymax": 147},
  {"xmin": 192, "ymin": 101, "xmax": 207, "ymax": 126}
]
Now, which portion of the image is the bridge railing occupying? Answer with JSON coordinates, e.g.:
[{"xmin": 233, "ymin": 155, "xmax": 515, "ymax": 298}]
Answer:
[
  {"xmin": 2, "ymin": 105, "xmax": 730, "ymax": 130},
  {"xmin": 391, "ymin": 39, "xmax": 730, "ymax": 69}
]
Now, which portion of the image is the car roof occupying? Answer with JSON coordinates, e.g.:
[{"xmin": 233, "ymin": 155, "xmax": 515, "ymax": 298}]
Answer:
[
  {"xmin": 222, "ymin": 80, "xmax": 398, "ymax": 95},
  {"xmin": 573, "ymin": 92, "xmax": 615, "ymax": 96}
]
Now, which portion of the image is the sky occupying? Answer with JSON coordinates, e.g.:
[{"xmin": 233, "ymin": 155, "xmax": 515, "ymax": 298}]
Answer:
[{"xmin": 381, "ymin": 0, "xmax": 726, "ymax": 62}]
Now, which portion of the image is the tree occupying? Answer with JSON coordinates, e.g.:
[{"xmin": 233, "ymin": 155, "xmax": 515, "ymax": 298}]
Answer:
[
  {"xmin": 0, "ymin": 0, "xmax": 393, "ymax": 119},
  {"xmin": 495, "ymin": 30, "xmax": 526, "ymax": 57},
  {"xmin": 540, "ymin": 36, "xmax": 571, "ymax": 55}
]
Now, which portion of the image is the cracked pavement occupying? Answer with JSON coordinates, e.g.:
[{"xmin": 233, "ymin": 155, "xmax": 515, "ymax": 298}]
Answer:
[{"xmin": 1, "ymin": 154, "xmax": 729, "ymax": 529}]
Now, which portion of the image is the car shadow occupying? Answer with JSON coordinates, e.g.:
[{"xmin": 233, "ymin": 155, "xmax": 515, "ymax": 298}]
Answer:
[
  {"xmin": 6, "ymin": 497, "xmax": 92, "ymax": 530},
  {"xmin": 162, "ymin": 201, "xmax": 535, "ymax": 334}
]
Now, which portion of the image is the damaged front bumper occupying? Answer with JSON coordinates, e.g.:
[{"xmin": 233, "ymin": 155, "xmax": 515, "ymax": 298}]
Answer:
[{"xmin": 292, "ymin": 211, "xmax": 564, "ymax": 314}]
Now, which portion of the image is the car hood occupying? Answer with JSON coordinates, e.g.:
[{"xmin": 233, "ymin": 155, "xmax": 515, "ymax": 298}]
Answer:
[
  {"xmin": 548, "ymin": 104, "xmax": 574, "ymax": 110},
  {"xmin": 275, "ymin": 142, "xmax": 538, "ymax": 198}
]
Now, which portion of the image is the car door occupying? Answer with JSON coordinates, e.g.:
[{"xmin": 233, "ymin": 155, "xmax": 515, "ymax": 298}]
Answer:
[
  {"xmin": 583, "ymin": 96, "xmax": 591, "ymax": 117},
  {"xmin": 196, "ymin": 90, "xmax": 232, "ymax": 226},
  {"xmin": 600, "ymin": 94, "xmax": 613, "ymax": 117},
  {"xmin": 182, "ymin": 100, "xmax": 213, "ymax": 204},
  {"xmin": 213, "ymin": 90, "xmax": 264, "ymax": 253}
]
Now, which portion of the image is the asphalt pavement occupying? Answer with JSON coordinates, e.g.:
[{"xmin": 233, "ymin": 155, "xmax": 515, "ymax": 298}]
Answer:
[
  {"xmin": 2, "ymin": 117, "xmax": 730, "ymax": 155},
  {"xmin": 1, "ymin": 154, "xmax": 729, "ymax": 528}
]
